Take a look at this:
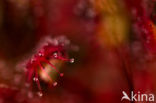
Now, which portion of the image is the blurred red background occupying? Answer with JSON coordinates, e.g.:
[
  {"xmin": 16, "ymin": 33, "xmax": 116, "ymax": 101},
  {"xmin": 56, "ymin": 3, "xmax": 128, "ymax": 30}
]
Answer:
[{"xmin": 0, "ymin": 0, "xmax": 156, "ymax": 103}]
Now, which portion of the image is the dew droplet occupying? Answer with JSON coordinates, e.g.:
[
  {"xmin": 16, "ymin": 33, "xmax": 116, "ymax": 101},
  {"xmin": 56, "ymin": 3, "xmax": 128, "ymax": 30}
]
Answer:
[
  {"xmin": 33, "ymin": 77, "xmax": 38, "ymax": 82},
  {"xmin": 70, "ymin": 58, "xmax": 74, "ymax": 63},
  {"xmin": 38, "ymin": 52, "xmax": 43, "ymax": 57},
  {"xmin": 53, "ymin": 52, "xmax": 58, "ymax": 58},
  {"xmin": 60, "ymin": 73, "xmax": 64, "ymax": 77},
  {"xmin": 53, "ymin": 82, "xmax": 57, "ymax": 86},
  {"xmin": 37, "ymin": 91, "xmax": 43, "ymax": 97}
]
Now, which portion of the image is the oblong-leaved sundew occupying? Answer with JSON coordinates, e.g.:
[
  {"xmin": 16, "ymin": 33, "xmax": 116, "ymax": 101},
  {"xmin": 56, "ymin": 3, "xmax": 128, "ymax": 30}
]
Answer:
[{"xmin": 25, "ymin": 36, "xmax": 74, "ymax": 96}]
